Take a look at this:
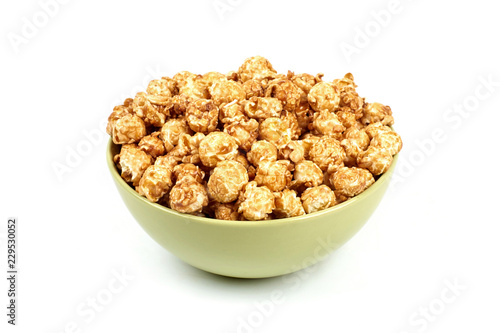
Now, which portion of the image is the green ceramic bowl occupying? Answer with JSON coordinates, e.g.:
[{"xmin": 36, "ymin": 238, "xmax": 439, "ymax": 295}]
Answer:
[{"xmin": 107, "ymin": 139, "xmax": 398, "ymax": 278}]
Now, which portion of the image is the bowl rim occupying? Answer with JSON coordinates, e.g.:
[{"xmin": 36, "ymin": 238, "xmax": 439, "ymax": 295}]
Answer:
[{"xmin": 107, "ymin": 138, "xmax": 398, "ymax": 227}]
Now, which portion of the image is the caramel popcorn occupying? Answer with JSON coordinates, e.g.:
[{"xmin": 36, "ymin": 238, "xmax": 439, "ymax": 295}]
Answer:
[
  {"xmin": 241, "ymin": 96, "xmax": 282, "ymax": 119},
  {"xmin": 274, "ymin": 189, "xmax": 305, "ymax": 218},
  {"xmin": 254, "ymin": 160, "xmax": 293, "ymax": 192},
  {"xmin": 114, "ymin": 144, "xmax": 153, "ymax": 186},
  {"xmin": 331, "ymin": 167, "xmax": 375, "ymax": 198},
  {"xmin": 247, "ymin": 140, "xmax": 278, "ymax": 167},
  {"xmin": 238, "ymin": 181, "xmax": 275, "ymax": 220},
  {"xmin": 137, "ymin": 165, "xmax": 173, "ymax": 202},
  {"xmin": 308, "ymin": 136, "xmax": 346, "ymax": 173},
  {"xmin": 307, "ymin": 82, "xmax": 340, "ymax": 112},
  {"xmin": 199, "ymin": 131, "xmax": 239, "ymax": 168},
  {"xmin": 209, "ymin": 79, "xmax": 246, "ymax": 106},
  {"xmin": 186, "ymin": 99, "xmax": 219, "ymax": 134},
  {"xmin": 207, "ymin": 160, "xmax": 249, "ymax": 203},
  {"xmin": 111, "ymin": 114, "xmax": 147, "ymax": 145},
  {"xmin": 160, "ymin": 118, "xmax": 192, "ymax": 152},
  {"xmin": 108, "ymin": 56, "xmax": 402, "ymax": 220},
  {"xmin": 301, "ymin": 185, "xmax": 336, "ymax": 214},
  {"xmin": 238, "ymin": 56, "xmax": 277, "ymax": 83},
  {"xmin": 168, "ymin": 175, "xmax": 209, "ymax": 214}
]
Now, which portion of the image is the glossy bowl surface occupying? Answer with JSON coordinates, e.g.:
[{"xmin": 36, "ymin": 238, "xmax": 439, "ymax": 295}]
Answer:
[{"xmin": 107, "ymin": 139, "xmax": 398, "ymax": 278}]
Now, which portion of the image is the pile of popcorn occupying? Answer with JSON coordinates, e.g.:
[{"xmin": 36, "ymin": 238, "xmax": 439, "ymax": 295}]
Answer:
[{"xmin": 107, "ymin": 56, "xmax": 402, "ymax": 220}]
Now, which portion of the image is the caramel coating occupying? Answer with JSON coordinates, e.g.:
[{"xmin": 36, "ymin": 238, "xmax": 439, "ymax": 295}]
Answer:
[
  {"xmin": 265, "ymin": 79, "xmax": 305, "ymax": 112},
  {"xmin": 274, "ymin": 189, "xmax": 305, "ymax": 218},
  {"xmin": 247, "ymin": 140, "xmax": 278, "ymax": 167},
  {"xmin": 137, "ymin": 165, "xmax": 173, "ymax": 202},
  {"xmin": 301, "ymin": 185, "xmax": 336, "ymax": 214},
  {"xmin": 209, "ymin": 80, "xmax": 246, "ymax": 106},
  {"xmin": 212, "ymin": 202, "xmax": 240, "ymax": 220},
  {"xmin": 331, "ymin": 167, "xmax": 375, "ymax": 197},
  {"xmin": 294, "ymin": 103, "xmax": 314, "ymax": 133},
  {"xmin": 361, "ymin": 102, "xmax": 394, "ymax": 126},
  {"xmin": 311, "ymin": 110, "xmax": 345, "ymax": 139},
  {"xmin": 199, "ymin": 131, "xmax": 239, "ymax": 168},
  {"xmin": 288, "ymin": 71, "xmax": 323, "ymax": 94},
  {"xmin": 333, "ymin": 73, "xmax": 364, "ymax": 119},
  {"xmin": 147, "ymin": 78, "xmax": 174, "ymax": 97},
  {"xmin": 307, "ymin": 82, "xmax": 340, "ymax": 112},
  {"xmin": 364, "ymin": 122, "xmax": 392, "ymax": 139},
  {"xmin": 106, "ymin": 101, "xmax": 132, "ymax": 136},
  {"xmin": 169, "ymin": 94, "xmax": 192, "ymax": 116},
  {"xmin": 112, "ymin": 114, "xmax": 147, "ymax": 145},
  {"xmin": 173, "ymin": 71, "xmax": 196, "ymax": 88},
  {"xmin": 186, "ymin": 99, "xmax": 219, "ymax": 134},
  {"xmin": 238, "ymin": 181, "xmax": 275, "ymax": 220},
  {"xmin": 241, "ymin": 96, "xmax": 282, "ymax": 119},
  {"xmin": 138, "ymin": 132, "xmax": 165, "ymax": 158},
  {"xmin": 309, "ymin": 136, "xmax": 346, "ymax": 173},
  {"xmin": 259, "ymin": 114, "xmax": 300, "ymax": 149},
  {"xmin": 238, "ymin": 56, "xmax": 277, "ymax": 83},
  {"xmin": 279, "ymin": 140, "xmax": 306, "ymax": 163},
  {"xmin": 160, "ymin": 118, "xmax": 192, "ymax": 152},
  {"xmin": 180, "ymin": 75, "xmax": 210, "ymax": 100},
  {"xmin": 340, "ymin": 127, "xmax": 370, "ymax": 166},
  {"xmin": 357, "ymin": 146, "xmax": 393, "ymax": 175},
  {"xmin": 202, "ymin": 71, "xmax": 226, "ymax": 87},
  {"xmin": 173, "ymin": 163, "xmax": 205, "ymax": 183},
  {"xmin": 169, "ymin": 133, "xmax": 206, "ymax": 165},
  {"xmin": 169, "ymin": 175, "xmax": 209, "ymax": 214},
  {"xmin": 223, "ymin": 118, "xmax": 259, "ymax": 151},
  {"xmin": 293, "ymin": 160, "xmax": 323, "ymax": 188},
  {"xmin": 370, "ymin": 131, "xmax": 402, "ymax": 155},
  {"xmin": 132, "ymin": 92, "xmax": 166, "ymax": 127},
  {"xmin": 114, "ymin": 144, "xmax": 153, "ymax": 186},
  {"xmin": 208, "ymin": 160, "xmax": 249, "ymax": 203},
  {"xmin": 254, "ymin": 160, "xmax": 293, "ymax": 192},
  {"xmin": 242, "ymin": 79, "xmax": 265, "ymax": 99},
  {"xmin": 219, "ymin": 100, "xmax": 246, "ymax": 124}
]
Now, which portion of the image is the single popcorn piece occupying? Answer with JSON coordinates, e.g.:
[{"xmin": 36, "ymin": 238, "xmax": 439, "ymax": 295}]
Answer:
[
  {"xmin": 259, "ymin": 113, "xmax": 300, "ymax": 149},
  {"xmin": 341, "ymin": 127, "xmax": 370, "ymax": 166},
  {"xmin": 168, "ymin": 133, "xmax": 206, "ymax": 165},
  {"xmin": 333, "ymin": 73, "xmax": 364, "ymax": 118},
  {"xmin": 169, "ymin": 175, "xmax": 209, "ymax": 214},
  {"xmin": 209, "ymin": 80, "xmax": 246, "ymax": 106},
  {"xmin": 106, "ymin": 99, "xmax": 133, "ymax": 135},
  {"xmin": 202, "ymin": 71, "xmax": 227, "ymax": 87},
  {"xmin": 138, "ymin": 132, "xmax": 165, "ymax": 158},
  {"xmin": 307, "ymin": 82, "xmax": 340, "ymax": 112},
  {"xmin": 370, "ymin": 131, "xmax": 402, "ymax": 155},
  {"xmin": 357, "ymin": 146, "xmax": 393, "ymax": 175},
  {"xmin": 207, "ymin": 160, "xmax": 249, "ymax": 203},
  {"xmin": 173, "ymin": 71, "xmax": 197, "ymax": 89},
  {"xmin": 173, "ymin": 163, "xmax": 205, "ymax": 183},
  {"xmin": 212, "ymin": 202, "xmax": 240, "ymax": 220},
  {"xmin": 160, "ymin": 118, "xmax": 192, "ymax": 152},
  {"xmin": 254, "ymin": 160, "xmax": 293, "ymax": 192},
  {"xmin": 179, "ymin": 75, "xmax": 210, "ymax": 100},
  {"xmin": 361, "ymin": 102, "xmax": 394, "ymax": 126},
  {"xmin": 137, "ymin": 165, "xmax": 173, "ymax": 202},
  {"xmin": 199, "ymin": 131, "xmax": 239, "ymax": 167},
  {"xmin": 155, "ymin": 154, "xmax": 179, "ymax": 169},
  {"xmin": 301, "ymin": 185, "xmax": 336, "ymax": 214},
  {"xmin": 311, "ymin": 110, "xmax": 345, "ymax": 139},
  {"xmin": 111, "ymin": 114, "xmax": 147, "ymax": 145},
  {"xmin": 265, "ymin": 79, "xmax": 306, "ymax": 112},
  {"xmin": 219, "ymin": 100, "xmax": 246, "ymax": 124},
  {"xmin": 294, "ymin": 103, "xmax": 314, "ymax": 133},
  {"xmin": 147, "ymin": 78, "xmax": 174, "ymax": 97},
  {"xmin": 287, "ymin": 71, "xmax": 324, "ymax": 94},
  {"xmin": 223, "ymin": 118, "xmax": 259, "ymax": 151},
  {"xmin": 279, "ymin": 140, "xmax": 306, "ymax": 163},
  {"xmin": 186, "ymin": 99, "xmax": 219, "ymax": 134},
  {"xmin": 238, "ymin": 56, "xmax": 277, "ymax": 83},
  {"xmin": 247, "ymin": 140, "xmax": 278, "ymax": 167},
  {"xmin": 308, "ymin": 136, "xmax": 346, "ymax": 173},
  {"xmin": 132, "ymin": 92, "xmax": 167, "ymax": 127},
  {"xmin": 242, "ymin": 79, "xmax": 265, "ymax": 99},
  {"xmin": 331, "ymin": 167, "xmax": 375, "ymax": 197},
  {"xmin": 336, "ymin": 109, "xmax": 358, "ymax": 129},
  {"xmin": 293, "ymin": 160, "xmax": 324, "ymax": 188},
  {"xmin": 169, "ymin": 94, "xmax": 192, "ymax": 116},
  {"xmin": 114, "ymin": 144, "xmax": 153, "ymax": 186},
  {"xmin": 364, "ymin": 122, "xmax": 392, "ymax": 139},
  {"xmin": 237, "ymin": 181, "xmax": 275, "ymax": 220},
  {"xmin": 273, "ymin": 189, "xmax": 305, "ymax": 218},
  {"xmin": 241, "ymin": 96, "xmax": 282, "ymax": 119}
]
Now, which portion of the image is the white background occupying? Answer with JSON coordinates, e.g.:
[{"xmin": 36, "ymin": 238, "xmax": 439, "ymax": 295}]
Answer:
[{"xmin": 2, "ymin": 0, "xmax": 500, "ymax": 332}]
